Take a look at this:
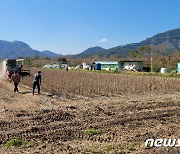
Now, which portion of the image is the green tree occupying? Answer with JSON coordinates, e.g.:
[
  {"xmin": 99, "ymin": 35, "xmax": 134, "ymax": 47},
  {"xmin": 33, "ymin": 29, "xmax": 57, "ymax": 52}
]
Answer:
[
  {"xmin": 128, "ymin": 50, "xmax": 141, "ymax": 58},
  {"xmin": 138, "ymin": 46, "xmax": 151, "ymax": 56},
  {"xmin": 33, "ymin": 55, "xmax": 39, "ymax": 60},
  {"xmin": 57, "ymin": 57, "xmax": 67, "ymax": 63}
]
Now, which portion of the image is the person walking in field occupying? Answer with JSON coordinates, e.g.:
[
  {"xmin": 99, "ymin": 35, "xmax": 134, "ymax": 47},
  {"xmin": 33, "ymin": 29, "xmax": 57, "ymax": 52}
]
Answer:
[
  {"xmin": 10, "ymin": 70, "xmax": 21, "ymax": 93},
  {"xmin": 32, "ymin": 70, "xmax": 41, "ymax": 95}
]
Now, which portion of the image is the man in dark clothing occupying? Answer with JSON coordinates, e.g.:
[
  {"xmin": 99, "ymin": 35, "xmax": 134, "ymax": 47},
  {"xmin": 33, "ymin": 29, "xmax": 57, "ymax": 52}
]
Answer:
[
  {"xmin": 32, "ymin": 70, "xmax": 41, "ymax": 95},
  {"xmin": 10, "ymin": 71, "xmax": 21, "ymax": 93}
]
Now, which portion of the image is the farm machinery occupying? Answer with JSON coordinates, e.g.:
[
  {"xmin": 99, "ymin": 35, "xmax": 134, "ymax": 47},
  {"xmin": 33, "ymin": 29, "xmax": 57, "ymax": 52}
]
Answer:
[{"xmin": 3, "ymin": 59, "xmax": 30, "ymax": 80}]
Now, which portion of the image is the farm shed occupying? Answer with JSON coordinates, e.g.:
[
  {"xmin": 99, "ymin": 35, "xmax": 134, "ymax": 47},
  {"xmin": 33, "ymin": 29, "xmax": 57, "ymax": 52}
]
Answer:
[
  {"xmin": 95, "ymin": 60, "xmax": 143, "ymax": 71},
  {"xmin": 121, "ymin": 61, "xmax": 143, "ymax": 71},
  {"xmin": 60, "ymin": 63, "xmax": 68, "ymax": 69},
  {"xmin": 95, "ymin": 61, "xmax": 119, "ymax": 70},
  {"xmin": 43, "ymin": 64, "xmax": 60, "ymax": 69}
]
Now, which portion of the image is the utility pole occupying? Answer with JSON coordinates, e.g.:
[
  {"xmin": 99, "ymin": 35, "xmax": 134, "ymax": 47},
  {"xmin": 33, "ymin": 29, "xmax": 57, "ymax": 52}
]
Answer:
[{"xmin": 151, "ymin": 38, "xmax": 153, "ymax": 72}]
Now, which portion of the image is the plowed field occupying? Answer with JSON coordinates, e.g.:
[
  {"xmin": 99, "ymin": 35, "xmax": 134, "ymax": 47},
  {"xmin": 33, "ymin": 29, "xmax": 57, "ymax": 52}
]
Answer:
[{"xmin": 0, "ymin": 79, "xmax": 180, "ymax": 153}]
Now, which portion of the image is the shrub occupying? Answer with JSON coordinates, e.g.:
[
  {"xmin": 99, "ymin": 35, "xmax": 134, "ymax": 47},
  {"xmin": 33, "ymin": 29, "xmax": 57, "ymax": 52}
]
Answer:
[
  {"xmin": 86, "ymin": 129, "xmax": 103, "ymax": 135},
  {"xmin": 5, "ymin": 138, "xmax": 32, "ymax": 148}
]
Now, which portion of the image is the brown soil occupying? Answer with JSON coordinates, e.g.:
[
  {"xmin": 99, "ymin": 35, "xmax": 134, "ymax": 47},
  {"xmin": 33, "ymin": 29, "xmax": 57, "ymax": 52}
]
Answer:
[{"xmin": 1, "ymin": 79, "xmax": 180, "ymax": 153}]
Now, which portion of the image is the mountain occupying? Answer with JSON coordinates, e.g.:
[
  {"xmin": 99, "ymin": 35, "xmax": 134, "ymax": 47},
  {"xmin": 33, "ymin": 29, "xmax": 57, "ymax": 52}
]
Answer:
[
  {"xmin": 73, "ymin": 28, "xmax": 180, "ymax": 58},
  {"xmin": 140, "ymin": 28, "xmax": 180, "ymax": 47},
  {"xmin": 98, "ymin": 28, "xmax": 180, "ymax": 57},
  {"xmin": 74, "ymin": 46, "xmax": 105, "ymax": 58},
  {"xmin": 1, "ymin": 28, "xmax": 180, "ymax": 59},
  {"xmin": 0, "ymin": 40, "xmax": 61, "ymax": 59},
  {"xmin": 42, "ymin": 50, "xmax": 61, "ymax": 58}
]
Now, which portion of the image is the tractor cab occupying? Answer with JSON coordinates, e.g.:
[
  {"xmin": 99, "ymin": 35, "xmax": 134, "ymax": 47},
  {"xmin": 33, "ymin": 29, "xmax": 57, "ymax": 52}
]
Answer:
[{"xmin": 3, "ymin": 59, "xmax": 30, "ymax": 80}]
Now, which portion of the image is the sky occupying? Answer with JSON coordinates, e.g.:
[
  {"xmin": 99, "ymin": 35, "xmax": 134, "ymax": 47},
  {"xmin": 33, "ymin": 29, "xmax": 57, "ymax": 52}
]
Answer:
[{"xmin": 0, "ymin": 0, "xmax": 180, "ymax": 55}]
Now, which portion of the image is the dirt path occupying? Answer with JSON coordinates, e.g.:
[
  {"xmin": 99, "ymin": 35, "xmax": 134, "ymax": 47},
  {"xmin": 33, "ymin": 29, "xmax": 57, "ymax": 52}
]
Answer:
[{"xmin": 1, "ymin": 79, "xmax": 180, "ymax": 153}]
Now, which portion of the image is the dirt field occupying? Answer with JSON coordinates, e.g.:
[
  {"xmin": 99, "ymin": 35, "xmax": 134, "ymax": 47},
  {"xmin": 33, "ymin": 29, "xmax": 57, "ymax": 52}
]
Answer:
[{"xmin": 1, "ymin": 79, "xmax": 180, "ymax": 153}]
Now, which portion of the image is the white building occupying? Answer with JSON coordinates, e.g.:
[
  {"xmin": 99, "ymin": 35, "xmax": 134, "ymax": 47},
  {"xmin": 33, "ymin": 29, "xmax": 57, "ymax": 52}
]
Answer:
[{"xmin": 122, "ymin": 61, "xmax": 143, "ymax": 71}]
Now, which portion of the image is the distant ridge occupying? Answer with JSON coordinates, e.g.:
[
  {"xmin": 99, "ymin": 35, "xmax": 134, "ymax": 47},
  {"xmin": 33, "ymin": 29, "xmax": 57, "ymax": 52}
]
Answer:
[
  {"xmin": 74, "ymin": 46, "xmax": 105, "ymax": 58},
  {"xmin": 0, "ymin": 40, "xmax": 61, "ymax": 59},
  {"xmin": 42, "ymin": 50, "xmax": 62, "ymax": 58},
  {"xmin": 1, "ymin": 28, "xmax": 180, "ymax": 59},
  {"xmin": 74, "ymin": 28, "xmax": 180, "ymax": 58},
  {"xmin": 98, "ymin": 28, "xmax": 180, "ymax": 57}
]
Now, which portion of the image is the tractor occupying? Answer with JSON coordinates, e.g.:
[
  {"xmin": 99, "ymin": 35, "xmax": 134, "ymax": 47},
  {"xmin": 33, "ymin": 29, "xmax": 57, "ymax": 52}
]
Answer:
[{"xmin": 3, "ymin": 59, "xmax": 30, "ymax": 80}]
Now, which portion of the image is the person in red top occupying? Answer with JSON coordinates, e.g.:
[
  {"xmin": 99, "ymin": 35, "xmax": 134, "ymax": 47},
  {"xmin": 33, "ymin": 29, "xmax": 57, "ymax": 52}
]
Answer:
[{"xmin": 10, "ymin": 70, "xmax": 21, "ymax": 93}]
